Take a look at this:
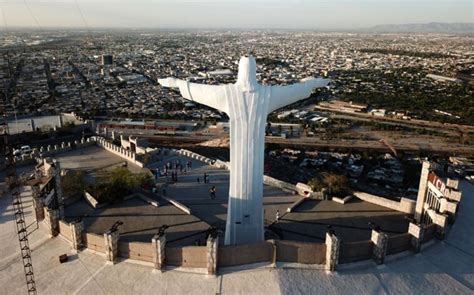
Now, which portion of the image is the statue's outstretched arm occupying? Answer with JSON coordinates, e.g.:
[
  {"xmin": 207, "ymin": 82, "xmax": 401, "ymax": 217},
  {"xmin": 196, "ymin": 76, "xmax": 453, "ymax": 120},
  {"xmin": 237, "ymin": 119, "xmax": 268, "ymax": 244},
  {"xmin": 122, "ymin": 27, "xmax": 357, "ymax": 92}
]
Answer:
[
  {"xmin": 267, "ymin": 77, "xmax": 330, "ymax": 114},
  {"xmin": 158, "ymin": 78, "xmax": 229, "ymax": 114}
]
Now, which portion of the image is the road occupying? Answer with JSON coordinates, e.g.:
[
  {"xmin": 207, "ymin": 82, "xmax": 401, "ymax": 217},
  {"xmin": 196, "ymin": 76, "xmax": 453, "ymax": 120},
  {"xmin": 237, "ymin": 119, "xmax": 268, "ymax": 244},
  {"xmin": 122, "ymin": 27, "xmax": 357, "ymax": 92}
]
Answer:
[
  {"xmin": 316, "ymin": 105, "xmax": 474, "ymax": 133},
  {"xmin": 142, "ymin": 133, "xmax": 474, "ymax": 156}
]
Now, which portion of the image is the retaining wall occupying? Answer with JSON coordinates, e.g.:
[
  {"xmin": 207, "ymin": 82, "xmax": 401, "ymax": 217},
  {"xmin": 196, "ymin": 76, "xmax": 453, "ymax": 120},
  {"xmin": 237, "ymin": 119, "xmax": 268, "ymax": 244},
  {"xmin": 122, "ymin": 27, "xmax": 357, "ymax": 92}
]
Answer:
[
  {"xmin": 83, "ymin": 232, "xmax": 105, "ymax": 253},
  {"xmin": 353, "ymin": 192, "xmax": 415, "ymax": 214},
  {"xmin": 387, "ymin": 233, "xmax": 411, "ymax": 255},
  {"xmin": 118, "ymin": 241, "xmax": 154, "ymax": 262},
  {"xmin": 339, "ymin": 240, "xmax": 373, "ymax": 264},
  {"xmin": 275, "ymin": 240, "xmax": 326, "ymax": 264},
  {"xmin": 58, "ymin": 220, "xmax": 72, "ymax": 242},
  {"xmin": 218, "ymin": 242, "xmax": 273, "ymax": 267},
  {"xmin": 423, "ymin": 224, "xmax": 436, "ymax": 242},
  {"xmin": 165, "ymin": 246, "xmax": 208, "ymax": 268}
]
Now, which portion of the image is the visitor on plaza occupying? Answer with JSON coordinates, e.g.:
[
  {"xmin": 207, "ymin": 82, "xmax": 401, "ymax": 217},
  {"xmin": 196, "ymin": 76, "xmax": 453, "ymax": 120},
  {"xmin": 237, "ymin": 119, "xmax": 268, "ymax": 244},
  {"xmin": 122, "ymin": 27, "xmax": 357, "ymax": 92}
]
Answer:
[{"xmin": 210, "ymin": 186, "xmax": 216, "ymax": 199}]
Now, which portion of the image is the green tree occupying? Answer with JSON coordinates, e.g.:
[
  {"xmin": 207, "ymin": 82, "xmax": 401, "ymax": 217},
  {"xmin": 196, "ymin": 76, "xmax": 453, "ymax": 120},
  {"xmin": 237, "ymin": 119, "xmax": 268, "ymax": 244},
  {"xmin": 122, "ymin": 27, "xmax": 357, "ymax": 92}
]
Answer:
[
  {"xmin": 89, "ymin": 167, "xmax": 153, "ymax": 203},
  {"xmin": 61, "ymin": 171, "xmax": 86, "ymax": 201},
  {"xmin": 307, "ymin": 172, "xmax": 350, "ymax": 197}
]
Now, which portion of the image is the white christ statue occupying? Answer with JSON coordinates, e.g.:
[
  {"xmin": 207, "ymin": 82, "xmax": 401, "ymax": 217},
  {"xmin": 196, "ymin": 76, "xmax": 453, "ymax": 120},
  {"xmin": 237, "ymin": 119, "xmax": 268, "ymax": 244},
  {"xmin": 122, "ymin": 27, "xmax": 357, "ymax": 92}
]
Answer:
[{"xmin": 159, "ymin": 55, "xmax": 330, "ymax": 245}]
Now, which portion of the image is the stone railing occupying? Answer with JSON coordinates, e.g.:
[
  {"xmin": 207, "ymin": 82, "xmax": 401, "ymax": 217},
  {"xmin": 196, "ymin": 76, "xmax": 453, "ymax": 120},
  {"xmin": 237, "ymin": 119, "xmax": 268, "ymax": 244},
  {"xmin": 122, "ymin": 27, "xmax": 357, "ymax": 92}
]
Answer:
[
  {"xmin": 38, "ymin": 205, "xmax": 444, "ymax": 274},
  {"xmin": 84, "ymin": 191, "xmax": 102, "ymax": 209},
  {"xmin": 176, "ymin": 149, "xmax": 216, "ymax": 167},
  {"xmin": 353, "ymin": 192, "xmax": 416, "ymax": 214},
  {"xmin": 15, "ymin": 137, "xmax": 96, "ymax": 166},
  {"xmin": 161, "ymin": 196, "xmax": 192, "ymax": 214},
  {"xmin": 95, "ymin": 137, "xmax": 145, "ymax": 168}
]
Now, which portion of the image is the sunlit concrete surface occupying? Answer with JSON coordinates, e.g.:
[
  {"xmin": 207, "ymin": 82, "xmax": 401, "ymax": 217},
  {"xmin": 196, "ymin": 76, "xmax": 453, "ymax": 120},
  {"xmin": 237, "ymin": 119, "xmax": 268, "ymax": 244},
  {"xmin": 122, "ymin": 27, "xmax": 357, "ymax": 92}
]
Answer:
[{"xmin": 1, "ymin": 176, "xmax": 472, "ymax": 294}]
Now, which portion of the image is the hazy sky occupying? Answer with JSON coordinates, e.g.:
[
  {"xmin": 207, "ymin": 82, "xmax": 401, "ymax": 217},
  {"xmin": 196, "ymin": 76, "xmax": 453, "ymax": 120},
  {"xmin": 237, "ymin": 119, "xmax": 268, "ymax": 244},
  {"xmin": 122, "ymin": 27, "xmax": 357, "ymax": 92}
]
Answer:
[{"xmin": 1, "ymin": 0, "xmax": 472, "ymax": 29}]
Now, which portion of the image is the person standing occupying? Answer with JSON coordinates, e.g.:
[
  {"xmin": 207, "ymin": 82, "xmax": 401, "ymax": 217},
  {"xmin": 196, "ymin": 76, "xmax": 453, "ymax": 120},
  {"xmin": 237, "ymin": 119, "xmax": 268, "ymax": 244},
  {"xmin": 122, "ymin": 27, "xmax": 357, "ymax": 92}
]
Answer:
[
  {"xmin": 275, "ymin": 210, "xmax": 280, "ymax": 222},
  {"xmin": 210, "ymin": 186, "xmax": 216, "ymax": 199}
]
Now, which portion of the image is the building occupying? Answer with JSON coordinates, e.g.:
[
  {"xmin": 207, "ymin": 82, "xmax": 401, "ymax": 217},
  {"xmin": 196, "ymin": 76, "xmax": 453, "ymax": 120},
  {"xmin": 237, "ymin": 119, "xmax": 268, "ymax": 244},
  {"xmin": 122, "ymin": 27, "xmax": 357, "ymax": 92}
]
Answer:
[
  {"xmin": 415, "ymin": 161, "xmax": 463, "ymax": 237},
  {"xmin": 101, "ymin": 54, "xmax": 113, "ymax": 66}
]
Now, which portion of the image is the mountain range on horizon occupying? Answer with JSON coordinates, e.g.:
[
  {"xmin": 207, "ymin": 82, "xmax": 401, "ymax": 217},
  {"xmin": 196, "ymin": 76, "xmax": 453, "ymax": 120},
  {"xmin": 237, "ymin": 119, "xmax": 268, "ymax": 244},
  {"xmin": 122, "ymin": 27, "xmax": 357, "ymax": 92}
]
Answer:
[
  {"xmin": 0, "ymin": 22, "xmax": 473, "ymax": 34},
  {"xmin": 364, "ymin": 22, "xmax": 474, "ymax": 34}
]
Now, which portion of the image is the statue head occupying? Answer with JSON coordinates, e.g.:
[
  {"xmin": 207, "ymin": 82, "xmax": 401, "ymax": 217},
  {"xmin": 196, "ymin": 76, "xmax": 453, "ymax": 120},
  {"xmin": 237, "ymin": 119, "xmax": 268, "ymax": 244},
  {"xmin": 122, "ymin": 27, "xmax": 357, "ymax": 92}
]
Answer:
[{"xmin": 236, "ymin": 55, "xmax": 259, "ymax": 92}]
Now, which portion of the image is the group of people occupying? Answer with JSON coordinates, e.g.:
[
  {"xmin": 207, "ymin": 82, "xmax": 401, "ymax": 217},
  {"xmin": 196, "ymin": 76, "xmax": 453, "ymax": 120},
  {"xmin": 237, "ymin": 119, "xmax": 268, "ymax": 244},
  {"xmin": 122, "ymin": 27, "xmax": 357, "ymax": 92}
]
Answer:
[
  {"xmin": 152, "ymin": 159, "xmax": 194, "ymax": 181},
  {"xmin": 151, "ymin": 157, "xmax": 219, "ymax": 200},
  {"xmin": 197, "ymin": 172, "xmax": 210, "ymax": 184}
]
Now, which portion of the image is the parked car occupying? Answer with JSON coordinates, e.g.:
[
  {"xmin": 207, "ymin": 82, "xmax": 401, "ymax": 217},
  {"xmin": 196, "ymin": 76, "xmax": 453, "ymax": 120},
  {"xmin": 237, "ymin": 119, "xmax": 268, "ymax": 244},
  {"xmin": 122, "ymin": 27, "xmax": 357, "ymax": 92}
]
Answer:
[{"xmin": 20, "ymin": 145, "xmax": 32, "ymax": 155}]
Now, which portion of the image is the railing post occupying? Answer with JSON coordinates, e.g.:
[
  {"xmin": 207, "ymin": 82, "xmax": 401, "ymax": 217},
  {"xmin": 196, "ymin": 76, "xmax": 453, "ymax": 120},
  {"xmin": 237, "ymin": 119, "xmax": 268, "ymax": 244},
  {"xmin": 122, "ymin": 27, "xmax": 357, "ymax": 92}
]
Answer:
[
  {"xmin": 32, "ymin": 186, "xmax": 44, "ymax": 221},
  {"xmin": 70, "ymin": 220, "xmax": 84, "ymax": 250},
  {"xmin": 271, "ymin": 240, "xmax": 277, "ymax": 268},
  {"xmin": 104, "ymin": 221, "xmax": 122, "ymax": 264},
  {"xmin": 45, "ymin": 208, "xmax": 60, "ymax": 237},
  {"xmin": 408, "ymin": 222, "xmax": 424, "ymax": 253},
  {"xmin": 206, "ymin": 233, "xmax": 218, "ymax": 275},
  {"xmin": 152, "ymin": 231, "xmax": 166, "ymax": 271},
  {"xmin": 325, "ymin": 231, "xmax": 340, "ymax": 271},
  {"xmin": 371, "ymin": 229, "xmax": 388, "ymax": 265}
]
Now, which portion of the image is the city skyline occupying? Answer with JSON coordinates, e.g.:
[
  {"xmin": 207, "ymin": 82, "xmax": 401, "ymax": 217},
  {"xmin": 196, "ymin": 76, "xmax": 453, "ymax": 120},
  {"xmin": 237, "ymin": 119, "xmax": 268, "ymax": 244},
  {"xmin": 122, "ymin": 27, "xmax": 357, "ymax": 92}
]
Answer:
[{"xmin": 0, "ymin": 0, "xmax": 472, "ymax": 30}]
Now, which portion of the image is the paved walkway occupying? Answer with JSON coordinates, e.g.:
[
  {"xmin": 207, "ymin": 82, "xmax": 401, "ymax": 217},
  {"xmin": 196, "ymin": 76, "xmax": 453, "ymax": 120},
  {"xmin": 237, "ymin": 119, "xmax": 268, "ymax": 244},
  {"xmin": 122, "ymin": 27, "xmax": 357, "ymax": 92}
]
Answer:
[
  {"xmin": 0, "ymin": 181, "xmax": 473, "ymax": 294},
  {"xmin": 154, "ymin": 154, "xmax": 409, "ymax": 244}
]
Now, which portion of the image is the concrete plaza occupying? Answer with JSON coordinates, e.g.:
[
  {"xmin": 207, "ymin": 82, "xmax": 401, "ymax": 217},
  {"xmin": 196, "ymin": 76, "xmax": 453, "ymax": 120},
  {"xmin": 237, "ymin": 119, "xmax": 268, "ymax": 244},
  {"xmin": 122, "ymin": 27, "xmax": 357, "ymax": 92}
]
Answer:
[
  {"xmin": 31, "ymin": 147, "xmax": 410, "ymax": 247},
  {"xmin": 0, "ymin": 181, "xmax": 473, "ymax": 294}
]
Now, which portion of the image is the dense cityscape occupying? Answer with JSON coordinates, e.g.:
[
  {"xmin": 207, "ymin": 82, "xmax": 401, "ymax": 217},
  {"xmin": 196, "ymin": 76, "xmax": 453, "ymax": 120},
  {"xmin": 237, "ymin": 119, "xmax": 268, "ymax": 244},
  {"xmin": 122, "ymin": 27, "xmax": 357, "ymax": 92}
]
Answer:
[
  {"xmin": 1, "ymin": 20, "xmax": 473, "ymax": 295},
  {"xmin": 1, "ymin": 30, "xmax": 473, "ymax": 124}
]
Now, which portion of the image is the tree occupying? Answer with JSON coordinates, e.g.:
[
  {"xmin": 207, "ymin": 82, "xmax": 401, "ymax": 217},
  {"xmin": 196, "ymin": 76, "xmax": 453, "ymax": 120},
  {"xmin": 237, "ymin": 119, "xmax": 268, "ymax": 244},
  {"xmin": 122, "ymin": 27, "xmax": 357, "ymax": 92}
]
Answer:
[
  {"xmin": 308, "ymin": 177, "xmax": 325, "ymax": 192},
  {"xmin": 61, "ymin": 171, "xmax": 86, "ymax": 201},
  {"xmin": 307, "ymin": 172, "xmax": 350, "ymax": 197},
  {"xmin": 89, "ymin": 167, "xmax": 153, "ymax": 203}
]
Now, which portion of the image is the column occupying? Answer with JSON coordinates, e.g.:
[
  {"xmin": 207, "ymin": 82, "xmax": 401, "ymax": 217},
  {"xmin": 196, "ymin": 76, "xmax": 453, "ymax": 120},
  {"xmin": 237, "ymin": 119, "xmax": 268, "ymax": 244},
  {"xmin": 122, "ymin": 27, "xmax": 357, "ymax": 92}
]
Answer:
[
  {"xmin": 408, "ymin": 222, "xmax": 424, "ymax": 253},
  {"xmin": 415, "ymin": 161, "xmax": 430, "ymax": 222},
  {"xmin": 371, "ymin": 229, "xmax": 388, "ymax": 265},
  {"xmin": 206, "ymin": 235, "xmax": 218, "ymax": 275},
  {"xmin": 32, "ymin": 185, "xmax": 44, "ymax": 221},
  {"xmin": 70, "ymin": 220, "xmax": 84, "ymax": 250},
  {"xmin": 152, "ymin": 233, "xmax": 166, "ymax": 271},
  {"xmin": 53, "ymin": 159, "xmax": 65, "ymax": 219},
  {"xmin": 104, "ymin": 229, "xmax": 120, "ymax": 263},
  {"xmin": 325, "ymin": 232, "xmax": 340, "ymax": 271},
  {"xmin": 45, "ymin": 208, "xmax": 60, "ymax": 237},
  {"xmin": 271, "ymin": 240, "xmax": 277, "ymax": 267}
]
